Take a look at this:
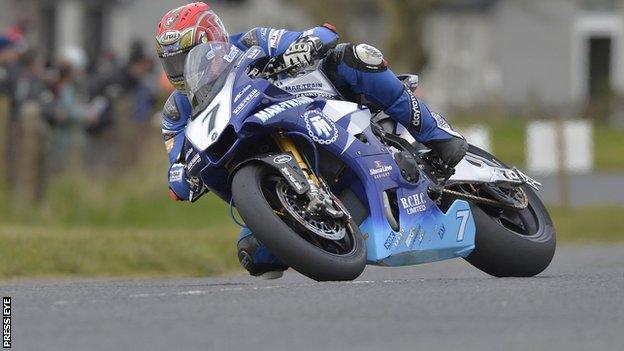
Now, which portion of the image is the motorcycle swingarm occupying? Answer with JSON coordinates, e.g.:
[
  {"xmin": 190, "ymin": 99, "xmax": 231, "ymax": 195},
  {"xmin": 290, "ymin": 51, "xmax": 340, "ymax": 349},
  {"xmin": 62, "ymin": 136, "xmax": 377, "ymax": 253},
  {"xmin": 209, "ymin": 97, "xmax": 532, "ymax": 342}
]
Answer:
[
  {"xmin": 449, "ymin": 154, "xmax": 542, "ymax": 191},
  {"xmin": 231, "ymin": 153, "xmax": 311, "ymax": 195}
]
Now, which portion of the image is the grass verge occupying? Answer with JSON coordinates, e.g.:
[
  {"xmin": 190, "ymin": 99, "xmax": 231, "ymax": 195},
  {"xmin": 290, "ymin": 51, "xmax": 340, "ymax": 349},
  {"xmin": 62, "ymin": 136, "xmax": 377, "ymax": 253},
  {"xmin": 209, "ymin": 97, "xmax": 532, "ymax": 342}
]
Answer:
[
  {"xmin": 1, "ymin": 205, "xmax": 622, "ymax": 280},
  {"xmin": 549, "ymin": 206, "xmax": 624, "ymax": 243},
  {"xmin": 0, "ymin": 225, "xmax": 241, "ymax": 280}
]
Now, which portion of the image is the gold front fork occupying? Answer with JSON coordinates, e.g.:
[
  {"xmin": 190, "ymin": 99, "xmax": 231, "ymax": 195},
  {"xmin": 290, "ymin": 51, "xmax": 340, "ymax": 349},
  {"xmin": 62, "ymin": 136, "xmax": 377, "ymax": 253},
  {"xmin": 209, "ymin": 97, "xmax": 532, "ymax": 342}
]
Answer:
[{"xmin": 274, "ymin": 133, "xmax": 319, "ymax": 186}]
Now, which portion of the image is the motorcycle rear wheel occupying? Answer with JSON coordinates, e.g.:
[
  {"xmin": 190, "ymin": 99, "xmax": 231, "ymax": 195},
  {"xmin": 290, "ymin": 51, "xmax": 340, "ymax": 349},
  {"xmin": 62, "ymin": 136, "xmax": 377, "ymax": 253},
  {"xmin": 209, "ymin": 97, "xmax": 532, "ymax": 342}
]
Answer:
[
  {"xmin": 232, "ymin": 163, "xmax": 367, "ymax": 281},
  {"xmin": 455, "ymin": 146, "xmax": 556, "ymax": 277}
]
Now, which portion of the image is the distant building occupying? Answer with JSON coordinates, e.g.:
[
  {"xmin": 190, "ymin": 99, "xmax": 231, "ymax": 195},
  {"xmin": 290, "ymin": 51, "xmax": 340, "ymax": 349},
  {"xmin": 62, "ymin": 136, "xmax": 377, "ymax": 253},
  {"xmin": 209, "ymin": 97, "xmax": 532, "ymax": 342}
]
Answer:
[{"xmin": 422, "ymin": 0, "xmax": 624, "ymax": 114}]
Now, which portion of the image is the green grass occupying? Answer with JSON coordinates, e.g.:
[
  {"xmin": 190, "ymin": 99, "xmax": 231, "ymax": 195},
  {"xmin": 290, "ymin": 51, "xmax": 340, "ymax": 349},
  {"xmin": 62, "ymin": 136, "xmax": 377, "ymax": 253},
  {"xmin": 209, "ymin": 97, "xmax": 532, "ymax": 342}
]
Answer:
[
  {"xmin": 549, "ymin": 206, "xmax": 624, "ymax": 243},
  {"xmin": 0, "ymin": 225, "xmax": 241, "ymax": 280},
  {"xmin": 1, "ymin": 205, "xmax": 621, "ymax": 280}
]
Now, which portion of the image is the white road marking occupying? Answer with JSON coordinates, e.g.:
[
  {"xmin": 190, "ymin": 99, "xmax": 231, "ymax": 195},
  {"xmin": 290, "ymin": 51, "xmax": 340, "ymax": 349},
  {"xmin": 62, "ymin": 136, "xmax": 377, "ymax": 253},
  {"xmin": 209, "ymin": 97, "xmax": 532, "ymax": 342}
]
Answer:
[{"xmin": 51, "ymin": 279, "xmax": 412, "ymax": 307}]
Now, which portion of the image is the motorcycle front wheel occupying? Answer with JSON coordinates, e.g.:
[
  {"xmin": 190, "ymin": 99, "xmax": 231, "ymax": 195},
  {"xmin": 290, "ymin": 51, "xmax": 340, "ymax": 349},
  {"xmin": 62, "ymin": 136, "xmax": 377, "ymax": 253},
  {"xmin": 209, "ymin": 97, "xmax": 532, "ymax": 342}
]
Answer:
[{"xmin": 231, "ymin": 163, "xmax": 367, "ymax": 281}]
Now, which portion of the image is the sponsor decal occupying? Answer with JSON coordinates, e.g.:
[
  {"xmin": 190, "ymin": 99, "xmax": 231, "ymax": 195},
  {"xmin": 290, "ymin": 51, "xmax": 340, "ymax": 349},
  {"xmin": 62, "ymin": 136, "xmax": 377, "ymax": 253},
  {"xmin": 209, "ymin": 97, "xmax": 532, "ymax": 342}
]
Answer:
[
  {"xmin": 304, "ymin": 111, "xmax": 339, "ymax": 145},
  {"xmin": 273, "ymin": 155, "xmax": 293, "ymax": 164},
  {"xmin": 184, "ymin": 147, "xmax": 194, "ymax": 161},
  {"xmin": 233, "ymin": 89, "xmax": 260, "ymax": 115},
  {"xmin": 384, "ymin": 232, "xmax": 396, "ymax": 250},
  {"xmin": 280, "ymin": 166, "xmax": 303, "ymax": 191},
  {"xmin": 354, "ymin": 44, "xmax": 384, "ymax": 66},
  {"xmin": 384, "ymin": 230, "xmax": 404, "ymax": 250},
  {"xmin": 254, "ymin": 97, "xmax": 313, "ymax": 123},
  {"xmin": 369, "ymin": 160, "xmax": 393, "ymax": 179},
  {"xmin": 400, "ymin": 192, "xmax": 427, "ymax": 214},
  {"xmin": 164, "ymin": 15, "xmax": 177, "ymax": 28},
  {"xmin": 259, "ymin": 28, "xmax": 269, "ymax": 41},
  {"xmin": 223, "ymin": 46, "xmax": 239, "ymax": 63},
  {"xmin": 269, "ymin": 29, "xmax": 285, "ymax": 50},
  {"xmin": 302, "ymin": 29, "xmax": 315, "ymax": 37},
  {"xmin": 204, "ymin": 47, "xmax": 218, "ymax": 61},
  {"xmin": 234, "ymin": 85, "xmax": 252, "ymax": 103},
  {"xmin": 431, "ymin": 112, "xmax": 463, "ymax": 138},
  {"xmin": 407, "ymin": 90, "xmax": 422, "ymax": 132},
  {"xmin": 246, "ymin": 47, "xmax": 263, "ymax": 60},
  {"xmin": 158, "ymin": 30, "xmax": 181, "ymax": 45},
  {"xmin": 415, "ymin": 226, "xmax": 425, "ymax": 247},
  {"xmin": 405, "ymin": 226, "xmax": 417, "ymax": 247},
  {"xmin": 394, "ymin": 230, "xmax": 404, "ymax": 248},
  {"xmin": 283, "ymin": 82, "xmax": 323, "ymax": 92},
  {"xmin": 437, "ymin": 225, "xmax": 446, "ymax": 240},
  {"xmin": 187, "ymin": 153, "xmax": 201, "ymax": 172},
  {"xmin": 169, "ymin": 167, "xmax": 184, "ymax": 182}
]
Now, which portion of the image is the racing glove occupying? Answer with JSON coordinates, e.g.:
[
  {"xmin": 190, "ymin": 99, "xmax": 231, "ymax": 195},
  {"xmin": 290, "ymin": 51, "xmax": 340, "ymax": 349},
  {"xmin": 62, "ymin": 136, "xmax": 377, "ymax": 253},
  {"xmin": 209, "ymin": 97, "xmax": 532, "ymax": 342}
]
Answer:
[
  {"xmin": 168, "ymin": 163, "xmax": 208, "ymax": 202},
  {"xmin": 283, "ymin": 36, "xmax": 323, "ymax": 71}
]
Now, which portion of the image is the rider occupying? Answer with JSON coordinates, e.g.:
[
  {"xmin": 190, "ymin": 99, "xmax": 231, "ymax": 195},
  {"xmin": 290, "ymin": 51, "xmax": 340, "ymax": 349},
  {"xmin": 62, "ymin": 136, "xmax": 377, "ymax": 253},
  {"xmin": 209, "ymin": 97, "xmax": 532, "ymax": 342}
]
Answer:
[{"xmin": 155, "ymin": 2, "xmax": 468, "ymax": 279}]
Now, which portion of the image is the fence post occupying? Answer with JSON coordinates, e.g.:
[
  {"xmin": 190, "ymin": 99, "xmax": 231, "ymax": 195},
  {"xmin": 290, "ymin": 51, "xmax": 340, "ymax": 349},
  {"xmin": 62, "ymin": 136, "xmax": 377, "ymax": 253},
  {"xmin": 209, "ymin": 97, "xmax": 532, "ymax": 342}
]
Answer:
[
  {"xmin": 555, "ymin": 117, "xmax": 571, "ymax": 209},
  {"xmin": 0, "ymin": 95, "xmax": 8, "ymax": 189}
]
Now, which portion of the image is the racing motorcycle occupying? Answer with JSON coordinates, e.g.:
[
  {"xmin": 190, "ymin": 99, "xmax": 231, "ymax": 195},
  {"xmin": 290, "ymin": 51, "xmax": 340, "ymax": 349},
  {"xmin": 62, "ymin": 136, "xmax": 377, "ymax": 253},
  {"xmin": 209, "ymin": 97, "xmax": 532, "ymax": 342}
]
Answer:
[{"xmin": 183, "ymin": 42, "xmax": 556, "ymax": 281}]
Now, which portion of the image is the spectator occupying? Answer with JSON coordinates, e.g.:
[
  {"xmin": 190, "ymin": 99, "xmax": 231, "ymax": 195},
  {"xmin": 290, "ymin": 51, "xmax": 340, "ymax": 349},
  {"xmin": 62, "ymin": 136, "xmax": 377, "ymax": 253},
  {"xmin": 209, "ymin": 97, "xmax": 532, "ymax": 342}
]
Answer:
[
  {"xmin": 86, "ymin": 41, "xmax": 156, "ymax": 172},
  {"xmin": 44, "ymin": 46, "xmax": 99, "ymax": 173},
  {"xmin": 0, "ymin": 36, "xmax": 21, "ymax": 188}
]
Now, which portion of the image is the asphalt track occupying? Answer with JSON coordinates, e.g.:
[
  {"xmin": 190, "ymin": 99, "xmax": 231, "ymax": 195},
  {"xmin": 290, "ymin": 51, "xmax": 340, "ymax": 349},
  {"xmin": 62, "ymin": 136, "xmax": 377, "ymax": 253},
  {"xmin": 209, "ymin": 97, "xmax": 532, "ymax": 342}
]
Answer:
[{"xmin": 3, "ymin": 245, "xmax": 624, "ymax": 351}]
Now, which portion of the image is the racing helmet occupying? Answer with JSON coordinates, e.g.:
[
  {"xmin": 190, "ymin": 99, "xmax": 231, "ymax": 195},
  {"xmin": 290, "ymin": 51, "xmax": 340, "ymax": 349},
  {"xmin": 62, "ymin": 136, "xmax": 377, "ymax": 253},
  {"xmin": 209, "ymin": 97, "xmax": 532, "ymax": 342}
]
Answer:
[{"xmin": 155, "ymin": 2, "xmax": 228, "ymax": 92}]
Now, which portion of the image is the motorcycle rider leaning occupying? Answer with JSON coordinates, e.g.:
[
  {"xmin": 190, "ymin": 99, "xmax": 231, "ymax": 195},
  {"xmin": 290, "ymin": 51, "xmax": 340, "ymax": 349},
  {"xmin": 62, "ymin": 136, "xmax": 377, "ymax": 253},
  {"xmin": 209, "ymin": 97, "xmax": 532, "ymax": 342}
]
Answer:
[{"xmin": 156, "ymin": 2, "xmax": 468, "ymax": 279}]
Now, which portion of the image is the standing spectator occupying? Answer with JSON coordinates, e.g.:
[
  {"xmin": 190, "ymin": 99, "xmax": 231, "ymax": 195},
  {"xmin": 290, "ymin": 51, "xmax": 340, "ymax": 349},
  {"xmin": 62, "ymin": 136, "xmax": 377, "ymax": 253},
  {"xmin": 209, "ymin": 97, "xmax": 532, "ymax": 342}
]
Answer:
[
  {"xmin": 86, "ymin": 42, "xmax": 156, "ymax": 173},
  {"xmin": 0, "ymin": 36, "xmax": 20, "ymax": 188},
  {"xmin": 12, "ymin": 49, "xmax": 50, "ymax": 202},
  {"xmin": 44, "ymin": 46, "xmax": 99, "ymax": 174}
]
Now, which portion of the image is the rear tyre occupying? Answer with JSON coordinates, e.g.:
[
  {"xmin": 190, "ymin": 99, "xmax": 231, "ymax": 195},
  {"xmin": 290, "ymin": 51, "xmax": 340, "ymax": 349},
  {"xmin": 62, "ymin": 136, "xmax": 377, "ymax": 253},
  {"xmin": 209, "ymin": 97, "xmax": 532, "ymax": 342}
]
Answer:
[
  {"xmin": 460, "ymin": 146, "xmax": 556, "ymax": 277},
  {"xmin": 232, "ymin": 163, "xmax": 366, "ymax": 281}
]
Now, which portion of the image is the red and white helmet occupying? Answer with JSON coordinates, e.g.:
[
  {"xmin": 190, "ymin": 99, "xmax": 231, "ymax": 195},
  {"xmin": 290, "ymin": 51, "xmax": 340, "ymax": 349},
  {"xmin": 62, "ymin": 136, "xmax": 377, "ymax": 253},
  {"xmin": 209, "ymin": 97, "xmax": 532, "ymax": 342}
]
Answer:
[{"xmin": 155, "ymin": 2, "xmax": 228, "ymax": 92}]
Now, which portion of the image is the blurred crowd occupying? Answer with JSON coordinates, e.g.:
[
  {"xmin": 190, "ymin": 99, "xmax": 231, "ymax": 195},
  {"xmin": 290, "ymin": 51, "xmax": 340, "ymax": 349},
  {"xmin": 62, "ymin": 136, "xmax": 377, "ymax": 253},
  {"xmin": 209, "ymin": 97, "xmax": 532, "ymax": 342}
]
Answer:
[{"xmin": 0, "ymin": 19, "xmax": 170, "ymax": 202}]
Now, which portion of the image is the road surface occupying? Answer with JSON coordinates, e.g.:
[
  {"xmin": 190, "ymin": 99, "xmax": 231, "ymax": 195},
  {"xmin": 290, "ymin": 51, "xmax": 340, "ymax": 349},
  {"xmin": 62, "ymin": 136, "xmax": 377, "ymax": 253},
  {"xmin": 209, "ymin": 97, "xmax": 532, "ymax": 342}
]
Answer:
[{"xmin": 2, "ymin": 245, "xmax": 624, "ymax": 351}]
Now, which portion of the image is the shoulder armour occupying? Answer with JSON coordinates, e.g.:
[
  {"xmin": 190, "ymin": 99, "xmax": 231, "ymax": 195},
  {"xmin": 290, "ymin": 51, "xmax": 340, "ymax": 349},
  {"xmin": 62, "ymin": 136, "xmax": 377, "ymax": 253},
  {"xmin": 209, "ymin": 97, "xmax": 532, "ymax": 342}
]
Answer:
[
  {"xmin": 163, "ymin": 93, "xmax": 180, "ymax": 121},
  {"xmin": 352, "ymin": 44, "xmax": 386, "ymax": 70},
  {"xmin": 240, "ymin": 28, "xmax": 260, "ymax": 48}
]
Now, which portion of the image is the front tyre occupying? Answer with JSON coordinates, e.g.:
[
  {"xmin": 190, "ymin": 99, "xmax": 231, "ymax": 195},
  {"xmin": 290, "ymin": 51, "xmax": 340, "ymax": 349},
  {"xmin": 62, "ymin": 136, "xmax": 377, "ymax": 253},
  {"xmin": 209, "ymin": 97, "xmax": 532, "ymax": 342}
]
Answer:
[{"xmin": 232, "ymin": 164, "xmax": 366, "ymax": 281}]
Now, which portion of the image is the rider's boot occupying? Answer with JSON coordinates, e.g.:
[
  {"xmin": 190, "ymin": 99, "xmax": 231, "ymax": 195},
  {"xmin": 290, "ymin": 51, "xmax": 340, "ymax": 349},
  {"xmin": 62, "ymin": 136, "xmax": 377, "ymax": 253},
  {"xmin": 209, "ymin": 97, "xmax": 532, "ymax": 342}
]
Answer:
[
  {"xmin": 323, "ymin": 43, "xmax": 468, "ymax": 170},
  {"xmin": 237, "ymin": 228, "xmax": 288, "ymax": 279}
]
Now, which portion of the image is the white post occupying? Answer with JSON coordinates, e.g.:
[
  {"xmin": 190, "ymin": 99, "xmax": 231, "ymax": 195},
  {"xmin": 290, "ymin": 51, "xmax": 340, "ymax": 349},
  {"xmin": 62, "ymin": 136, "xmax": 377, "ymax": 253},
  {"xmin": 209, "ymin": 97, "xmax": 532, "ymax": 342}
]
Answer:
[
  {"xmin": 55, "ymin": 0, "xmax": 84, "ymax": 58},
  {"xmin": 459, "ymin": 124, "xmax": 492, "ymax": 152}
]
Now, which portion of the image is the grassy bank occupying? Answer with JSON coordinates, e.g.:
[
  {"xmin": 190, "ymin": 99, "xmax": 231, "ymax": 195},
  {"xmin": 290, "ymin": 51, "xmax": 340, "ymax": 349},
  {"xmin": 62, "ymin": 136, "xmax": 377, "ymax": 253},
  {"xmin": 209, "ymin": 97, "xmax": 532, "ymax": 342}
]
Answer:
[
  {"xmin": 0, "ymin": 225, "xmax": 241, "ymax": 280},
  {"xmin": 549, "ymin": 206, "xmax": 624, "ymax": 243},
  {"xmin": 2, "ymin": 205, "xmax": 622, "ymax": 280}
]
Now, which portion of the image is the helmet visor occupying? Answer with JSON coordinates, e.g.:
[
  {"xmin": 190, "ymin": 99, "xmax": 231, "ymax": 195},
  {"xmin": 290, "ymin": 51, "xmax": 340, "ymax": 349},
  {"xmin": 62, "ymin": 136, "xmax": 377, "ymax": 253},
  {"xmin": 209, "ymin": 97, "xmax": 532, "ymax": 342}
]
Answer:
[{"xmin": 159, "ymin": 49, "xmax": 190, "ymax": 82}]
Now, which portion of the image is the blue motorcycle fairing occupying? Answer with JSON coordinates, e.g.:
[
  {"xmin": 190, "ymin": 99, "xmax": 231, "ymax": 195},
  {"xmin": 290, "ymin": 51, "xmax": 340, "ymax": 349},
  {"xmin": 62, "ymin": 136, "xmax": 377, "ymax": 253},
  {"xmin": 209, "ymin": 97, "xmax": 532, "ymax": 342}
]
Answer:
[{"xmin": 191, "ymin": 44, "xmax": 476, "ymax": 266}]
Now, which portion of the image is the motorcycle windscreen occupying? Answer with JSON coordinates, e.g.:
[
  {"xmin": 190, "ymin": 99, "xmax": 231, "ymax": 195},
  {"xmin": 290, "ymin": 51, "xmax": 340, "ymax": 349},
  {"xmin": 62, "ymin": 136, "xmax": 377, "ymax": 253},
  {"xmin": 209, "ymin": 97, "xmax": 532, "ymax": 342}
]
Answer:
[{"xmin": 184, "ymin": 42, "xmax": 242, "ymax": 118}]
